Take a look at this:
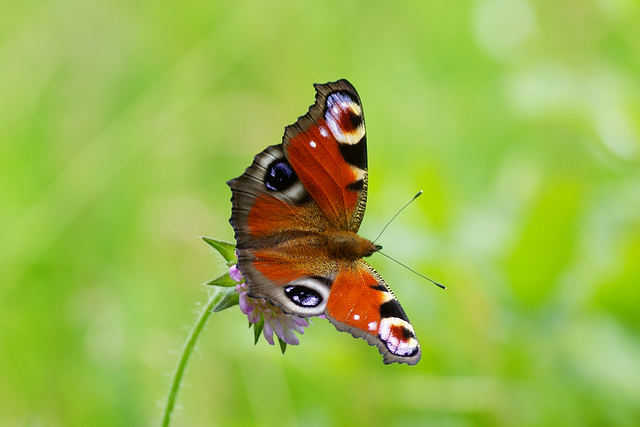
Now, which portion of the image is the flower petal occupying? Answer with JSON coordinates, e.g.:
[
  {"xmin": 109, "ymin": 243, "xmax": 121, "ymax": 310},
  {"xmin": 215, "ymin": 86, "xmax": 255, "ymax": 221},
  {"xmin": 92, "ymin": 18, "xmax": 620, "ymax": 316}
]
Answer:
[
  {"xmin": 263, "ymin": 320, "xmax": 275, "ymax": 345},
  {"xmin": 229, "ymin": 265, "xmax": 244, "ymax": 282},
  {"xmin": 281, "ymin": 327, "xmax": 300, "ymax": 345},
  {"xmin": 271, "ymin": 319, "xmax": 284, "ymax": 338},
  {"xmin": 238, "ymin": 293, "xmax": 251, "ymax": 314}
]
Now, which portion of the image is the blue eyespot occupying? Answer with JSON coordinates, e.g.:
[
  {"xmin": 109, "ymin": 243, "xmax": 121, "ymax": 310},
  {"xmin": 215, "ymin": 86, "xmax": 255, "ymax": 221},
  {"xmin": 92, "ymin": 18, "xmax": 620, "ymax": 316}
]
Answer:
[
  {"xmin": 265, "ymin": 160, "xmax": 296, "ymax": 192},
  {"xmin": 285, "ymin": 285, "xmax": 322, "ymax": 308}
]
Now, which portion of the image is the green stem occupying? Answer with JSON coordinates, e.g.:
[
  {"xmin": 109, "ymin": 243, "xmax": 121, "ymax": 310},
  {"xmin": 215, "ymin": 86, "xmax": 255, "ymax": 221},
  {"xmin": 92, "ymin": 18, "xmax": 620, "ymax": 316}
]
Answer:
[{"xmin": 160, "ymin": 286, "xmax": 234, "ymax": 426}]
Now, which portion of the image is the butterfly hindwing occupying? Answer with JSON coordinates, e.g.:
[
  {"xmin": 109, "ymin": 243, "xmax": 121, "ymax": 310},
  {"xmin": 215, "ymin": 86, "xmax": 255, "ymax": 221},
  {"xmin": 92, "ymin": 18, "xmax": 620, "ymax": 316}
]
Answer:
[{"xmin": 326, "ymin": 262, "xmax": 421, "ymax": 365}]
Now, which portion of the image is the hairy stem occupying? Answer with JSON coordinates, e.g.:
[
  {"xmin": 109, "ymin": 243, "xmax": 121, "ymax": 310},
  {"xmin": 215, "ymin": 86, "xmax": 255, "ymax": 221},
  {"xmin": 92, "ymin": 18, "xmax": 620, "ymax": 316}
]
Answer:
[{"xmin": 160, "ymin": 286, "xmax": 235, "ymax": 426}]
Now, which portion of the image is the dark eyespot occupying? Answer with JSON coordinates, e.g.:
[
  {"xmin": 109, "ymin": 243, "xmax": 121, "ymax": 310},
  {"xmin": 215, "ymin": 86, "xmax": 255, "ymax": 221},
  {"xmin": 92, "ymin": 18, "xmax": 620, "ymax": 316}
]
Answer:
[
  {"xmin": 400, "ymin": 326, "xmax": 415, "ymax": 339},
  {"xmin": 285, "ymin": 285, "xmax": 322, "ymax": 308},
  {"xmin": 265, "ymin": 160, "xmax": 297, "ymax": 192},
  {"xmin": 348, "ymin": 109, "xmax": 363, "ymax": 129}
]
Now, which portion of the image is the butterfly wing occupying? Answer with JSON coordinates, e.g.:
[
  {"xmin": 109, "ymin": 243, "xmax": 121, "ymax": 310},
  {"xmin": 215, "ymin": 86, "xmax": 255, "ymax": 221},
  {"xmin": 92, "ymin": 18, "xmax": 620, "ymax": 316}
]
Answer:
[
  {"xmin": 283, "ymin": 79, "xmax": 368, "ymax": 232},
  {"xmin": 326, "ymin": 262, "xmax": 421, "ymax": 365}
]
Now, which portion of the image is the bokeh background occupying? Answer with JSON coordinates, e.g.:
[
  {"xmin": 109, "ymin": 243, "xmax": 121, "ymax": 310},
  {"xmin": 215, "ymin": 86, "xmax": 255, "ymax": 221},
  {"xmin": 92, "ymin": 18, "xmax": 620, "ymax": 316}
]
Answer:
[{"xmin": 2, "ymin": 0, "xmax": 639, "ymax": 425}]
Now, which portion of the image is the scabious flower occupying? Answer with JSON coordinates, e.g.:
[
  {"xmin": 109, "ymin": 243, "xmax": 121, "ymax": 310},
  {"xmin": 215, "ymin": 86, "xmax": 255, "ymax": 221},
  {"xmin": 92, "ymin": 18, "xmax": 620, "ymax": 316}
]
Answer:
[{"xmin": 230, "ymin": 264, "xmax": 310, "ymax": 346}]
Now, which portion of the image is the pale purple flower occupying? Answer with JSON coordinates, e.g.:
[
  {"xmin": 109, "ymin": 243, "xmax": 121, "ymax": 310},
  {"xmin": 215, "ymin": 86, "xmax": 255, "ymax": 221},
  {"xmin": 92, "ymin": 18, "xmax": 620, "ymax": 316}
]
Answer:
[
  {"xmin": 230, "ymin": 264, "xmax": 310, "ymax": 346},
  {"xmin": 229, "ymin": 264, "xmax": 243, "ymax": 282}
]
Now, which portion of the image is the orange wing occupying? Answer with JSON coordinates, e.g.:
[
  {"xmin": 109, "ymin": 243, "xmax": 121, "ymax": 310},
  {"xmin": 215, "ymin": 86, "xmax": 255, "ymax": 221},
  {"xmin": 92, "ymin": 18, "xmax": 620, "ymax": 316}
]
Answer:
[
  {"xmin": 284, "ymin": 79, "xmax": 368, "ymax": 232},
  {"xmin": 325, "ymin": 262, "xmax": 421, "ymax": 365}
]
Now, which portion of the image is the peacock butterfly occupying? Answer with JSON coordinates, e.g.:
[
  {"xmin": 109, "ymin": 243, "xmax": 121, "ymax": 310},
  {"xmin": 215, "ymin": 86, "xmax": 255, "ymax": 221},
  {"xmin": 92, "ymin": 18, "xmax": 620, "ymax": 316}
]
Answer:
[{"xmin": 227, "ymin": 79, "xmax": 421, "ymax": 365}]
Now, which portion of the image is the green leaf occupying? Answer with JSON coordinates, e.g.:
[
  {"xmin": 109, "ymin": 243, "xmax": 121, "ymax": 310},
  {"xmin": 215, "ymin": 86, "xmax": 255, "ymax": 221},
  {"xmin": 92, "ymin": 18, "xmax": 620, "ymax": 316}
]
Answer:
[
  {"xmin": 210, "ymin": 286, "xmax": 239, "ymax": 312},
  {"xmin": 278, "ymin": 337, "xmax": 287, "ymax": 354},
  {"xmin": 253, "ymin": 316, "xmax": 264, "ymax": 345},
  {"xmin": 201, "ymin": 237, "xmax": 236, "ymax": 264},
  {"xmin": 205, "ymin": 271, "xmax": 237, "ymax": 287}
]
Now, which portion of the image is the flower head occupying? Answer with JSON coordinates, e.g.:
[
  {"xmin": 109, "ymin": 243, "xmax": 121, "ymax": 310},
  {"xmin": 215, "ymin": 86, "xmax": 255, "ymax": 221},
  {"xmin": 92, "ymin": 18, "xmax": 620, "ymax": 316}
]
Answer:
[{"xmin": 230, "ymin": 265, "xmax": 310, "ymax": 346}]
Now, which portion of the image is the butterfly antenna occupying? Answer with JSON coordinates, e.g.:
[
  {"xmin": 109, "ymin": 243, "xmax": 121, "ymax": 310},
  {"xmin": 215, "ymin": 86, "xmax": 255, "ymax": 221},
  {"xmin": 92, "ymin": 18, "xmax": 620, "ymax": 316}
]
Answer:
[
  {"xmin": 372, "ymin": 190, "xmax": 423, "ymax": 244},
  {"xmin": 378, "ymin": 251, "xmax": 446, "ymax": 290}
]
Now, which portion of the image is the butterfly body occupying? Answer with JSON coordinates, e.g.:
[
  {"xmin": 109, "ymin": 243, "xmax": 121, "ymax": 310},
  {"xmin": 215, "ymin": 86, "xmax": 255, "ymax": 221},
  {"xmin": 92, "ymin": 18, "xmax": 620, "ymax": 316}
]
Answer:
[{"xmin": 228, "ymin": 79, "xmax": 421, "ymax": 365}]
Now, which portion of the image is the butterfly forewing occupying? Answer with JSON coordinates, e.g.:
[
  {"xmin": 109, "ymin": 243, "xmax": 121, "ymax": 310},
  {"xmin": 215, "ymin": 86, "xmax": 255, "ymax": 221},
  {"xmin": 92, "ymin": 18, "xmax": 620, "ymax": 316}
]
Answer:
[{"xmin": 284, "ymin": 79, "xmax": 368, "ymax": 231}]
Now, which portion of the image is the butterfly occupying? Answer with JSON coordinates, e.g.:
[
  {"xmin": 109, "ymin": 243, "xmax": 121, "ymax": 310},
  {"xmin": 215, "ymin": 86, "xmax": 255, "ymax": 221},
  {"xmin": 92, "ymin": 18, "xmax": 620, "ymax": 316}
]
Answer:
[{"xmin": 227, "ymin": 79, "xmax": 420, "ymax": 365}]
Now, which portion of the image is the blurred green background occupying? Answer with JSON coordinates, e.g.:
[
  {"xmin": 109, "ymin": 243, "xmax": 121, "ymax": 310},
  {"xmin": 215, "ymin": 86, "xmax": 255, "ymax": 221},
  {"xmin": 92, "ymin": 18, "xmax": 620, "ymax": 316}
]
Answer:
[{"xmin": 2, "ymin": 0, "xmax": 639, "ymax": 425}]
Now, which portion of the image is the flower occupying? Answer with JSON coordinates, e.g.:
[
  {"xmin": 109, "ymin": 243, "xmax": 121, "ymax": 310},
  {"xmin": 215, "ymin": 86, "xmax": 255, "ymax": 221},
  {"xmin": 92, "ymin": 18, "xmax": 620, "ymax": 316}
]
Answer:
[
  {"xmin": 230, "ymin": 265, "xmax": 310, "ymax": 346},
  {"xmin": 229, "ymin": 264, "xmax": 243, "ymax": 282}
]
